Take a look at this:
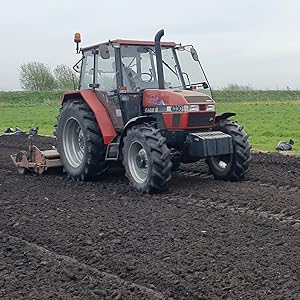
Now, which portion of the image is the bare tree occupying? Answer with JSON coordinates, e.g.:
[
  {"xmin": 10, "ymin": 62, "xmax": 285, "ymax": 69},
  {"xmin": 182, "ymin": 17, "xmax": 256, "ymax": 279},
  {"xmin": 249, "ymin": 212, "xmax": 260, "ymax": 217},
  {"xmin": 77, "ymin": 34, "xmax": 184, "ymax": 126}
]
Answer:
[
  {"xmin": 54, "ymin": 64, "xmax": 77, "ymax": 90},
  {"xmin": 19, "ymin": 62, "xmax": 57, "ymax": 91}
]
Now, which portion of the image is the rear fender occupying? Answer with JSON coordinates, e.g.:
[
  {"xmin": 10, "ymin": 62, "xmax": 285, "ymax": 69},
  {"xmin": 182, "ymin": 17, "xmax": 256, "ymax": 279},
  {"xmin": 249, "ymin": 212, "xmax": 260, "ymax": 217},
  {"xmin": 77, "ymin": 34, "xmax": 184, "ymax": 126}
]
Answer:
[
  {"xmin": 215, "ymin": 112, "xmax": 236, "ymax": 123},
  {"xmin": 61, "ymin": 90, "xmax": 117, "ymax": 144}
]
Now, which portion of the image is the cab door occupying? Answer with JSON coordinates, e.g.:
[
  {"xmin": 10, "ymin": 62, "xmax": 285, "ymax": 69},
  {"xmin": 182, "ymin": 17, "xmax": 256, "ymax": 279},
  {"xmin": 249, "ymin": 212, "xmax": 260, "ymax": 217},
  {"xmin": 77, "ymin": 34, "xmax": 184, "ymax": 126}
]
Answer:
[{"xmin": 80, "ymin": 45, "xmax": 124, "ymax": 130}]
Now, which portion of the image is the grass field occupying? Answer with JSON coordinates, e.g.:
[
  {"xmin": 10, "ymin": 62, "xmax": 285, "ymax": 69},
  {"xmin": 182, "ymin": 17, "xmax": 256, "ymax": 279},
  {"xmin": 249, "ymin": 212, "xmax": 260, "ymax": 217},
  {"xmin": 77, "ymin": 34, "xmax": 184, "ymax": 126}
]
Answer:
[
  {"xmin": 1, "ymin": 90, "xmax": 300, "ymax": 152},
  {"xmin": 0, "ymin": 91, "xmax": 62, "ymax": 137}
]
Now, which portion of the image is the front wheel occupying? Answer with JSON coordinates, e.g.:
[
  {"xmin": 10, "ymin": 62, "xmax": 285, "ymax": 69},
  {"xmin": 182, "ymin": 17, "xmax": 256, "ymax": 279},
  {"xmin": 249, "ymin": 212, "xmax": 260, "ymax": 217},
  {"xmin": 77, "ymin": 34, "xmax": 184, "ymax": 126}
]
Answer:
[
  {"xmin": 122, "ymin": 126, "xmax": 172, "ymax": 193},
  {"xmin": 207, "ymin": 120, "xmax": 251, "ymax": 181}
]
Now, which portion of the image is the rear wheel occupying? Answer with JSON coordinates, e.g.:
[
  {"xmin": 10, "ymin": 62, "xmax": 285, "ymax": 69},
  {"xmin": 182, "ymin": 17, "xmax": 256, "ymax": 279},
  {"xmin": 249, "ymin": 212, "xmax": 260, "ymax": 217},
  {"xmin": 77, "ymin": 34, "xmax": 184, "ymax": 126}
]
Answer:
[
  {"xmin": 56, "ymin": 100, "xmax": 106, "ymax": 180},
  {"xmin": 207, "ymin": 120, "xmax": 251, "ymax": 181},
  {"xmin": 122, "ymin": 126, "xmax": 172, "ymax": 193}
]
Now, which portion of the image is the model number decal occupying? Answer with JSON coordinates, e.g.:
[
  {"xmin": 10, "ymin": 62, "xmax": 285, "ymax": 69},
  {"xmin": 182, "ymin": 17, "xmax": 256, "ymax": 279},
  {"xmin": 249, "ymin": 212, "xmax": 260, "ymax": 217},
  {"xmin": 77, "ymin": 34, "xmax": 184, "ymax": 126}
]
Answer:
[
  {"xmin": 170, "ymin": 105, "xmax": 183, "ymax": 112},
  {"xmin": 144, "ymin": 105, "xmax": 184, "ymax": 113},
  {"xmin": 144, "ymin": 107, "xmax": 159, "ymax": 113}
]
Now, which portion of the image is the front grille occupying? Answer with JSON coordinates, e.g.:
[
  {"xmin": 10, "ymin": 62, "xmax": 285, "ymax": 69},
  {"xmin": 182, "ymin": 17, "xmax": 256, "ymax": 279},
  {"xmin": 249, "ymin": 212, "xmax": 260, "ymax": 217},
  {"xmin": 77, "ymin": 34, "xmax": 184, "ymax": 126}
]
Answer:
[{"xmin": 188, "ymin": 112, "xmax": 215, "ymax": 127}]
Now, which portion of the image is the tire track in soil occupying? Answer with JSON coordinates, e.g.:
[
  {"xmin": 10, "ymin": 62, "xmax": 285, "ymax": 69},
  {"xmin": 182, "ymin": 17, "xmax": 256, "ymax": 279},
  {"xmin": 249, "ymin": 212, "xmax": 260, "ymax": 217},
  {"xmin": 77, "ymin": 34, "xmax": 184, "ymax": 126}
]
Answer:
[
  {"xmin": 154, "ymin": 192, "xmax": 300, "ymax": 230},
  {"xmin": 174, "ymin": 169, "xmax": 300, "ymax": 223},
  {"xmin": 178, "ymin": 168, "xmax": 300, "ymax": 192},
  {"xmin": 179, "ymin": 157, "xmax": 300, "ymax": 190}
]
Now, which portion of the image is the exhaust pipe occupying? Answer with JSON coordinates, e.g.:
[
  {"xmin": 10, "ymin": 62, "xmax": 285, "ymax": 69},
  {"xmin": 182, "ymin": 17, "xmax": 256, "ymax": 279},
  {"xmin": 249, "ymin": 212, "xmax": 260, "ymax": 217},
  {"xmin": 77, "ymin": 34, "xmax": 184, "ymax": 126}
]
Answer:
[{"xmin": 154, "ymin": 29, "xmax": 165, "ymax": 89}]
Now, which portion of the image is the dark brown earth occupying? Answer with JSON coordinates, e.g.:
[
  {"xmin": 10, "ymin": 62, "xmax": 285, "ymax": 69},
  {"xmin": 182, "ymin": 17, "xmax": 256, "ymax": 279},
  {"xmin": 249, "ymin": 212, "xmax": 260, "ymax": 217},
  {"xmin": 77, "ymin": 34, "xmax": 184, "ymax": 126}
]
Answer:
[{"xmin": 0, "ymin": 134, "xmax": 299, "ymax": 300}]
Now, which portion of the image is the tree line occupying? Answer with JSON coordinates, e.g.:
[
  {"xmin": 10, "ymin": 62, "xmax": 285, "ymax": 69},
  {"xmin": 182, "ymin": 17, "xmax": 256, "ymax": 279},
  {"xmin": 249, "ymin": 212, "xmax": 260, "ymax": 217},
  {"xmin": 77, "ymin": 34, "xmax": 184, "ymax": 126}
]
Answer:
[{"xmin": 19, "ymin": 62, "xmax": 77, "ymax": 91}]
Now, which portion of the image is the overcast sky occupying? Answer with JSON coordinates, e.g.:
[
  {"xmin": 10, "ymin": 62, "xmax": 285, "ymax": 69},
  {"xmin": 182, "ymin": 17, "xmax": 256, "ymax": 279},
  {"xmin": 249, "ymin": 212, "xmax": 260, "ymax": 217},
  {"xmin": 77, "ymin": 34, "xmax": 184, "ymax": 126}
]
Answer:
[{"xmin": 0, "ymin": 0, "xmax": 299, "ymax": 90}]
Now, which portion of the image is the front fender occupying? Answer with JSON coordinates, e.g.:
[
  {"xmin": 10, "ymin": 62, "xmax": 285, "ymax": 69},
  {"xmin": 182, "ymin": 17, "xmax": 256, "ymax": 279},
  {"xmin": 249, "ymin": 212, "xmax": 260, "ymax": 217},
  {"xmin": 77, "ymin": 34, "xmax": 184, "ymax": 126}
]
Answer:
[
  {"xmin": 215, "ymin": 112, "xmax": 236, "ymax": 123},
  {"xmin": 122, "ymin": 116, "xmax": 156, "ymax": 135}
]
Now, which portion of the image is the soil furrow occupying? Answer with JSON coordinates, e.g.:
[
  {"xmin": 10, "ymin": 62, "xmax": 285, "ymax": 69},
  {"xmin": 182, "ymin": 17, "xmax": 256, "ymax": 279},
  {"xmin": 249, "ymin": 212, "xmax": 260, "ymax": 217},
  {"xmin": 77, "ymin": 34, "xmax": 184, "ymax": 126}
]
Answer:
[{"xmin": 0, "ymin": 232, "xmax": 168, "ymax": 300}]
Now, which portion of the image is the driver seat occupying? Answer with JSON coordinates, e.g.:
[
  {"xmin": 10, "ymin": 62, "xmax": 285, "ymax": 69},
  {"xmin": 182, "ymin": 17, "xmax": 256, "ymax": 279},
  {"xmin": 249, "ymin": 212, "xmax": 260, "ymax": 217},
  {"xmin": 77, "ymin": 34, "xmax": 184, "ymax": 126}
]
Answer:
[{"xmin": 123, "ymin": 66, "xmax": 138, "ymax": 92}]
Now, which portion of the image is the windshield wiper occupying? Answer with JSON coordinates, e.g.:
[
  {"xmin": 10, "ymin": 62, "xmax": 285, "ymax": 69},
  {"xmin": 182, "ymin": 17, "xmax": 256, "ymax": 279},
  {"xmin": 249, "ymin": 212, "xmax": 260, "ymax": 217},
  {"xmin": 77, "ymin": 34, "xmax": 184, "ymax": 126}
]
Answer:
[{"xmin": 162, "ymin": 60, "xmax": 178, "ymax": 77}]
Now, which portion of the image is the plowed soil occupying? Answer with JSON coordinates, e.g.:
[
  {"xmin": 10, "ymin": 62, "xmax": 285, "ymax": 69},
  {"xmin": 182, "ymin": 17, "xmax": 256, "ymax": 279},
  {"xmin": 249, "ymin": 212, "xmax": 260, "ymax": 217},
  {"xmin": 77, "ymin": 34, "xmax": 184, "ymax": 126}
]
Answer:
[{"xmin": 0, "ymin": 134, "xmax": 299, "ymax": 300}]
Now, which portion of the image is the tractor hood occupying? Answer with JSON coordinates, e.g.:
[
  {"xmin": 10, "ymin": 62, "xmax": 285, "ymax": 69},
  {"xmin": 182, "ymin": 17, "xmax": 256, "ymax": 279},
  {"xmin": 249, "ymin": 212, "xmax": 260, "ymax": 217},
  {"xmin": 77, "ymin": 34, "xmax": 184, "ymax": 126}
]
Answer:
[
  {"xmin": 143, "ymin": 89, "xmax": 214, "ymax": 108},
  {"xmin": 143, "ymin": 89, "xmax": 216, "ymax": 130}
]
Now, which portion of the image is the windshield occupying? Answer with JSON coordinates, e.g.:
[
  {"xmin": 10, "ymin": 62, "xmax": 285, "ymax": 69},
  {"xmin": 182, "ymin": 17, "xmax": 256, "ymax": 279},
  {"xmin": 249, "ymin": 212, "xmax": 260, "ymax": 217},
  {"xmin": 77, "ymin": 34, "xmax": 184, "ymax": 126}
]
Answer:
[
  {"xmin": 120, "ymin": 45, "xmax": 182, "ymax": 92},
  {"xmin": 119, "ymin": 44, "xmax": 211, "ymax": 95}
]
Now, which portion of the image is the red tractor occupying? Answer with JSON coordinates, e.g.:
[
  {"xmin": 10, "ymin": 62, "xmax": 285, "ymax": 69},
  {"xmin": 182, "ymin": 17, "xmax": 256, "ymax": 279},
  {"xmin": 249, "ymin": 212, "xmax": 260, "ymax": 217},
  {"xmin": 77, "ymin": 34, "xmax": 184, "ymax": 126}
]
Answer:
[{"xmin": 53, "ymin": 29, "xmax": 251, "ymax": 193}]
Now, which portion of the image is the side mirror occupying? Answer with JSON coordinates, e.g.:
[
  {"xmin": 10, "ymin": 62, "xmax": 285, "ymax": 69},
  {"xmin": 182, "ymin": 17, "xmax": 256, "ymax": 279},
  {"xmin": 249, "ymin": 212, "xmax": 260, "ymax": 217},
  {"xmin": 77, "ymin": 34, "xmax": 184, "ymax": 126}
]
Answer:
[
  {"xmin": 190, "ymin": 47, "xmax": 199, "ymax": 61},
  {"xmin": 99, "ymin": 45, "xmax": 110, "ymax": 59}
]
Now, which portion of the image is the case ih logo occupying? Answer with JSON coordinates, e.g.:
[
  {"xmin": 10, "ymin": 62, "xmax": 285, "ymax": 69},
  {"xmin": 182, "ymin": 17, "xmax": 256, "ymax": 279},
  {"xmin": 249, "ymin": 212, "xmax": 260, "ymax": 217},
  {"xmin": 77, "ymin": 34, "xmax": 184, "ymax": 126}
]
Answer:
[{"xmin": 149, "ymin": 95, "xmax": 165, "ymax": 106}]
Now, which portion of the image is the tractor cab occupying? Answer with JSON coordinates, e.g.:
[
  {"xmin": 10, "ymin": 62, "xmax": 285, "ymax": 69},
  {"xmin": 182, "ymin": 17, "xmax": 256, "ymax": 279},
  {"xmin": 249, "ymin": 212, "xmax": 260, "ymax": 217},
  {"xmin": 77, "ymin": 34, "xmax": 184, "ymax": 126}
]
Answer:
[
  {"xmin": 78, "ymin": 40, "xmax": 211, "ymax": 94},
  {"xmin": 74, "ymin": 35, "xmax": 213, "ymax": 128}
]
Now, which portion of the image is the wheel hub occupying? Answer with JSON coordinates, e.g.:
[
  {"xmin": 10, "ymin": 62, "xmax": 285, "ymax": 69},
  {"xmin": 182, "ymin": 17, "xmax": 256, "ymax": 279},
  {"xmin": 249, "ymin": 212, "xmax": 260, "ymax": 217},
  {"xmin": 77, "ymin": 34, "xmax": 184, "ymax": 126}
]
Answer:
[
  {"xmin": 218, "ymin": 160, "xmax": 228, "ymax": 169},
  {"xmin": 136, "ymin": 149, "xmax": 147, "ymax": 169},
  {"xmin": 210, "ymin": 154, "xmax": 232, "ymax": 173}
]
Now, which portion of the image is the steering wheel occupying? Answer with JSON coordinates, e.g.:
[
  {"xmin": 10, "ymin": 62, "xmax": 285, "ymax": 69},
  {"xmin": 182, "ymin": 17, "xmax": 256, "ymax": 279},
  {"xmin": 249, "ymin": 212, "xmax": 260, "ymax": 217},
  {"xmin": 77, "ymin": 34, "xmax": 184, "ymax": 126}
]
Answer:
[{"xmin": 132, "ymin": 72, "xmax": 153, "ymax": 82}]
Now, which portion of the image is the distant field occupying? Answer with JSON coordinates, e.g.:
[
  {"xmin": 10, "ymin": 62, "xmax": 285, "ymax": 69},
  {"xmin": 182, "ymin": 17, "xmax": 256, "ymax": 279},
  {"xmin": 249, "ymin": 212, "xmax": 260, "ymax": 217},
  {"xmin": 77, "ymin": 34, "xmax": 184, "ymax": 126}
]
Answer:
[
  {"xmin": 0, "ymin": 91, "xmax": 62, "ymax": 136},
  {"xmin": 1, "ymin": 90, "xmax": 300, "ymax": 152},
  {"xmin": 214, "ymin": 90, "xmax": 300, "ymax": 102},
  {"xmin": 215, "ymin": 90, "xmax": 300, "ymax": 152}
]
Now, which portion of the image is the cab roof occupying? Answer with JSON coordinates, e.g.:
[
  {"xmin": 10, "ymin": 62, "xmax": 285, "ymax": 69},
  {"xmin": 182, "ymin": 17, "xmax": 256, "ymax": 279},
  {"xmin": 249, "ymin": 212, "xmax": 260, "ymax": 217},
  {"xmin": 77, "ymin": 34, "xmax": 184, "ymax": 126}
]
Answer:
[
  {"xmin": 82, "ymin": 39, "xmax": 176, "ymax": 51},
  {"xmin": 112, "ymin": 39, "xmax": 176, "ymax": 47}
]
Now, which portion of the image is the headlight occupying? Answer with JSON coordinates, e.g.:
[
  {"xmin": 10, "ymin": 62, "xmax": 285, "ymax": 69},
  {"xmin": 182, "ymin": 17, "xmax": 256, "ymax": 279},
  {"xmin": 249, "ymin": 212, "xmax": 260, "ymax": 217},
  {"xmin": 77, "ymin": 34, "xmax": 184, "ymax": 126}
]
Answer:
[
  {"xmin": 183, "ymin": 105, "xmax": 200, "ymax": 112},
  {"xmin": 207, "ymin": 104, "xmax": 215, "ymax": 111}
]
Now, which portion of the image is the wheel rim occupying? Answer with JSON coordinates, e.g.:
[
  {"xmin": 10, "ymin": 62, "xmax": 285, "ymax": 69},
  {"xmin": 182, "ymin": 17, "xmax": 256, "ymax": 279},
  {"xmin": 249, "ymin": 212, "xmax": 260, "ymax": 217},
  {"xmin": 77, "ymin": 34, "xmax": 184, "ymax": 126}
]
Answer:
[
  {"xmin": 63, "ymin": 117, "xmax": 85, "ymax": 168},
  {"xmin": 210, "ymin": 154, "xmax": 232, "ymax": 173},
  {"xmin": 128, "ymin": 141, "xmax": 148, "ymax": 184}
]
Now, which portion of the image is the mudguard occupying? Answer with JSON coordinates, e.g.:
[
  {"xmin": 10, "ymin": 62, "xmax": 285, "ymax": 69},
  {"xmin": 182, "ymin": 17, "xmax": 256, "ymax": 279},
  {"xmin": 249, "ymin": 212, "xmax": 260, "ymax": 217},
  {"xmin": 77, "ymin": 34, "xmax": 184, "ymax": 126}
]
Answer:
[
  {"xmin": 61, "ymin": 90, "xmax": 117, "ymax": 144},
  {"xmin": 119, "ymin": 115, "xmax": 156, "ymax": 146},
  {"xmin": 123, "ymin": 116, "xmax": 155, "ymax": 133},
  {"xmin": 215, "ymin": 112, "xmax": 236, "ymax": 123}
]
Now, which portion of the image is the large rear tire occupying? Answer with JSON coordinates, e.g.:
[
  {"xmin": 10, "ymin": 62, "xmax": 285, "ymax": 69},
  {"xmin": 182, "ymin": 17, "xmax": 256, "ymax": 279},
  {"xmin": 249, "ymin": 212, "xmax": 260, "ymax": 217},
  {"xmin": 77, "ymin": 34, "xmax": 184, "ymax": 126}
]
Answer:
[
  {"xmin": 207, "ymin": 120, "xmax": 251, "ymax": 181},
  {"xmin": 56, "ymin": 100, "xmax": 106, "ymax": 180},
  {"xmin": 122, "ymin": 126, "xmax": 172, "ymax": 193}
]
